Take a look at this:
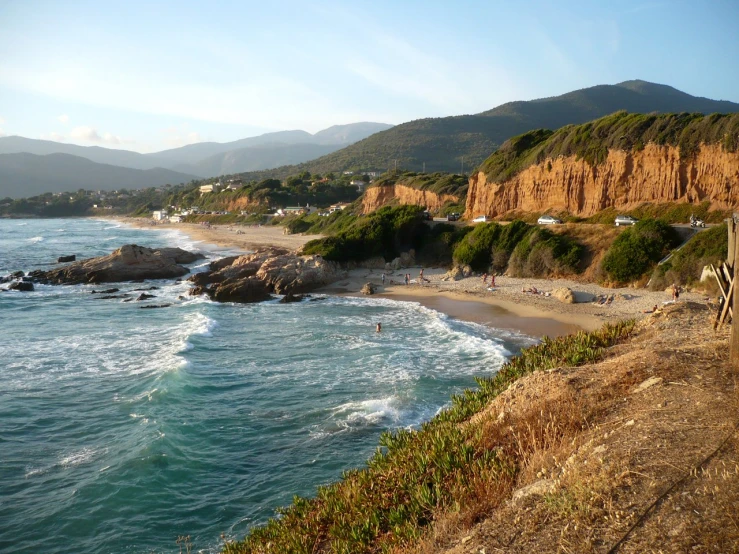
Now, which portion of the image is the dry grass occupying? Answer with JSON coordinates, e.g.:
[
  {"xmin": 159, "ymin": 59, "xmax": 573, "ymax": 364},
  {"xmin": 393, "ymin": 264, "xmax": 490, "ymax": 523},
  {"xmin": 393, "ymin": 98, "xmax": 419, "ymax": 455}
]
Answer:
[{"xmin": 397, "ymin": 302, "xmax": 739, "ymax": 554}]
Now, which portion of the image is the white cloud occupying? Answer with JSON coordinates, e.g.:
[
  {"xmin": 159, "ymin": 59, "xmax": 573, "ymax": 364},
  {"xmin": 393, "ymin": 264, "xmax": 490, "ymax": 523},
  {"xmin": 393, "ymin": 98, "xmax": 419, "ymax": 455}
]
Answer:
[
  {"xmin": 40, "ymin": 132, "xmax": 66, "ymax": 142},
  {"xmin": 69, "ymin": 125, "xmax": 122, "ymax": 145},
  {"xmin": 0, "ymin": 128, "xmax": 6, "ymax": 137},
  {"xmin": 57, "ymin": 114, "xmax": 69, "ymax": 123},
  {"xmin": 0, "ymin": 116, "xmax": 5, "ymax": 124}
]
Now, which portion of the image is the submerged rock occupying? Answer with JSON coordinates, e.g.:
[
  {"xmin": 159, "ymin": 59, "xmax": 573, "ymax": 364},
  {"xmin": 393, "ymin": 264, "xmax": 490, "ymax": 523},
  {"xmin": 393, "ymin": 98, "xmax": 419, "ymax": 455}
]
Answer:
[
  {"xmin": 32, "ymin": 245, "xmax": 204, "ymax": 284},
  {"xmin": 57, "ymin": 255, "xmax": 76, "ymax": 263}
]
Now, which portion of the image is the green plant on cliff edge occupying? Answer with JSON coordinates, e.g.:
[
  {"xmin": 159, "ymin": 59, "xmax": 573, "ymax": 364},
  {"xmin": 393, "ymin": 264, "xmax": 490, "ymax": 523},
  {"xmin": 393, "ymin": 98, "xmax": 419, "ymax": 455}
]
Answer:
[{"xmin": 222, "ymin": 320, "xmax": 636, "ymax": 554}]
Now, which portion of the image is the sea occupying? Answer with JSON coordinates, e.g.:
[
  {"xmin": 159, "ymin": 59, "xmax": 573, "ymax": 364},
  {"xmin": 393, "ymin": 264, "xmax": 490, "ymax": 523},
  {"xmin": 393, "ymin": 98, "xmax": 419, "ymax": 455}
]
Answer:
[{"xmin": 0, "ymin": 218, "xmax": 537, "ymax": 553}]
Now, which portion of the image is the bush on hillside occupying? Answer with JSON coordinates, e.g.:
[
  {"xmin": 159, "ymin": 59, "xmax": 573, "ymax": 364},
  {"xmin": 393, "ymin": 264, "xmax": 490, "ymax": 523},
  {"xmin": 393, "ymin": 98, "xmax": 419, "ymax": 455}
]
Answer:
[
  {"xmin": 649, "ymin": 223, "xmax": 728, "ymax": 289},
  {"xmin": 508, "ymin": 227, "xmax": 583, "ymax": 277},
  {"xmin": 452, "ymin": 220, "xmax": 583, "ymax": 276},
  {"xmin": 301, "ymin": 205, "xmax": 428, "ymax": 262},
  {"xmin": 601, "ymin": 219, "xmax": 680, "ymax": 283}
]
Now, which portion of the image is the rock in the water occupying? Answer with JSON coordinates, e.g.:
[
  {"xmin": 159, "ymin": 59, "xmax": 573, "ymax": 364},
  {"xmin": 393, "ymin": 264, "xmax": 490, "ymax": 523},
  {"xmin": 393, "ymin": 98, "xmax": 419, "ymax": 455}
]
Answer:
[
  {"xmin": 57, "ymin": 255, "xmax": 76, "ymax": 263},
  {"xmin": 136, "ymin": 293, "xmax": 156, "ymax": 301},
  {"xmin": 8, "ymin": 281, "xmax": 34, "ymax": 291},
  {"xmin": 91, "ymin": 288, "xmax": 120, "ymax": 294},
  {"xmin": 280, "ymin": 292, "xmax": 304, "ymax": 303},
  {"xmin": 552, "ymin": 287, "xmax": 575, "ymax": 303},
  {"xmin": 361, "ymin": 282, "xmax": 376, "ymax": 295},
  {"xmin": 139, "ymin": 304, "xmax": 172, "ymax": 309},
  {"xmin": 33, "ymin": 244, "xmax": 204, "ymax": 284},
  {"xmin": 209, "ymin": 276, "xmax": 272, "ymax": 303}
]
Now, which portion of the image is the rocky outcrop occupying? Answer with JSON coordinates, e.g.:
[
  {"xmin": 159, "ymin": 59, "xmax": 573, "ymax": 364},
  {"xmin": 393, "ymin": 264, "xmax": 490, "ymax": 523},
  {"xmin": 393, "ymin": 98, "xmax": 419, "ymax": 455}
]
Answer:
[
  {"xmin": 30, "ymin": 245, "xmax": 204, "ymax": 284},
  {"xmin": 360, "ymin": 282, "xmax": 376, "ymax": 295},
  {"xmin": 362, "ymin": 185, "xmax": 459, "ymax": 214},
  {"xmin": 442, "ymin": 265, "xmax": 473, "ymax": 281},
  {"xmin": 57, "ymin": 255, "xmax": 76, "ymax": 263},
  {"xmin": 189, "ymin": 248, "xmax": 346, "ymax": 304},
  {"xmin": 8, "ymin": 281, "xmax": 34, "ymax": 291},
  {"xmin": 465, "ymin": 143, "xmax": 739, "ymax": 218}
]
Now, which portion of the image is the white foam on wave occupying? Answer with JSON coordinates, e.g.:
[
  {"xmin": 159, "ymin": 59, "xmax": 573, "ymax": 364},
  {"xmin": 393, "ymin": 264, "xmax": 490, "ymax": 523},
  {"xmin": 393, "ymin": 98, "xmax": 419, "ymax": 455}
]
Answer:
[
  {"xmin": 25, "ymin": 447, "xmax": 103, "ymax": 478},
  {"xmin": 103, "ymin": 224, "xmax": 122, "ymax": 230},
  {"xmin": 332, "ymin": 396, "xmax": 402, "ymax": 426},
  {"xmin": 28, "ymin": 236, "xmax": 44, "ymax": 243}
]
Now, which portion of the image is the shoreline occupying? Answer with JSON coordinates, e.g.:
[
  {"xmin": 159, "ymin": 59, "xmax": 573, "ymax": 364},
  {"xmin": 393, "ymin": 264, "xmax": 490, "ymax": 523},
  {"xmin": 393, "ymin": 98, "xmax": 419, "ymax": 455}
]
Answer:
[{"xmin": 108, "ymin": 216, "xmax": 710, "ymax": 338}]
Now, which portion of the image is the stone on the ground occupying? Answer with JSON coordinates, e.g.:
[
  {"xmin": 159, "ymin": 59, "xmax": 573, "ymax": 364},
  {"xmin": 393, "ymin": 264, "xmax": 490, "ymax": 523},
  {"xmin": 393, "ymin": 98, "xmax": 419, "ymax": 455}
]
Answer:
[{"xmin": 361, "ymin": 282, "xmax": 376, "ymax": 295}]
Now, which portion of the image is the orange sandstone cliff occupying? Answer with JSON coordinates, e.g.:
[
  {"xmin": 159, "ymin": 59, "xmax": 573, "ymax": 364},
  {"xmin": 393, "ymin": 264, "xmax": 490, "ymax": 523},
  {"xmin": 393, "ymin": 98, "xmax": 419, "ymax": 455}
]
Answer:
[
  {"xmin": 361, "ymin": 185, "xmax": 459, "ymax": 214},
  {"xmin": 465, "ymin": 143, "xmax": 739, "ymax": 218}
]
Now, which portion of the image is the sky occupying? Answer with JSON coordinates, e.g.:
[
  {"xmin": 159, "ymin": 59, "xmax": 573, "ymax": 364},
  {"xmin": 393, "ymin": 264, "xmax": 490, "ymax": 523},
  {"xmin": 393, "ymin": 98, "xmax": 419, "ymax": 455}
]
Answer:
[{"xmin": 1, "ymin": 0, "xmax": 737, "ymax": 153}]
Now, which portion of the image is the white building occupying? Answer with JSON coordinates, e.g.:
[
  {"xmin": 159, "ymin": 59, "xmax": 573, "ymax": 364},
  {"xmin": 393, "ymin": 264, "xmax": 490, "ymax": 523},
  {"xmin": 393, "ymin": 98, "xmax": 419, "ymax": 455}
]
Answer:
[{"xmin": 152, "ymin": 209, "xmax": 168, "ymax": 221}]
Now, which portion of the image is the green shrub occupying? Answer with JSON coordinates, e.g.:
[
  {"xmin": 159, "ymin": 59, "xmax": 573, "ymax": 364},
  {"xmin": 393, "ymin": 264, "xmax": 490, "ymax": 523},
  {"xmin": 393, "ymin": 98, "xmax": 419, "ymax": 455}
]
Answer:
[
  {"xmin": 508, "ymin": 227, "xmax": 583, "ymax": 277},
  {"xmin": 601, "ymin": 219, "xmax": 681, "ymax": 283},
  {"xmin": 302, "ymin": 205, "xmax": 428, "ymax": 262},
  {"xmin": 452, "ymin": 220, "xmax": 582, "ymax": 276},
  {"xmin": 650, "ymin": 223, "xmax": 728, "ymax": 288}
]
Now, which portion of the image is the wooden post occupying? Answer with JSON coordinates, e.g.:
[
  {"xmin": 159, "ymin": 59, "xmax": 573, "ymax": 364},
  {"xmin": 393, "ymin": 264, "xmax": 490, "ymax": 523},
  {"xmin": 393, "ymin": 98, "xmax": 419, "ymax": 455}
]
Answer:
[
  {"xmin": 731, "ymin": 216, "xmax": 739, "ymax": 369},
  {"xmin": 729, "ymin": 219, "xmax": 736, "ymax": 269}
]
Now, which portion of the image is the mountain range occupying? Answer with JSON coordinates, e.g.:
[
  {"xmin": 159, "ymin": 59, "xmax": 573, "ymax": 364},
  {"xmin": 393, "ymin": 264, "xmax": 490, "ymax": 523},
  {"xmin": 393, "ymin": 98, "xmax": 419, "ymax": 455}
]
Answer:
[
  {"xmin": 0, "ymin": 122, "xmax": 393, "ymax": 198},
  {"xmin": 235, "ymin": 80, "xmax": 739, "ymax": 179},
  {"xmin": 3, "ymin": 80, "xmax": 739, "ymax": 199}
]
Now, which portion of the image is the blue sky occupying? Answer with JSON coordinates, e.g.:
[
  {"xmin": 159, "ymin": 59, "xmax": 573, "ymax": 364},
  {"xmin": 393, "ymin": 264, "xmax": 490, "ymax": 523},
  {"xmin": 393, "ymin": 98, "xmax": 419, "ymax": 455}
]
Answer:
[{"xmin": 1, "ymin": 0, "xmax": 737, "ymax": 153}]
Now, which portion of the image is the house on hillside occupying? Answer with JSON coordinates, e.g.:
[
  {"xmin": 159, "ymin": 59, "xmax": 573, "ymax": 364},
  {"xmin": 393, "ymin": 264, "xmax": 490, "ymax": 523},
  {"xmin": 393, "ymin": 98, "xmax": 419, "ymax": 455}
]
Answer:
[
  {"xmin": 225, "ymin": 178, "xmax": 242, "ymax": 190},
  {"xmin": 199, "ymin": 184, "xmax": 216, "ymax": 194},
  {"xmin": 328, "ymin": 202, "xmax": 349, "ymax": 213},
  {"xmin": 170, "ymin": 215, "xmax": 183, "ymax": 223},
  {"xmin": 350, "ymin": 179, "xmax": 366, "ymax": 192},
  {"xmin": 152, "ymin": 209, "xmax": 168, "ymax": 221}
]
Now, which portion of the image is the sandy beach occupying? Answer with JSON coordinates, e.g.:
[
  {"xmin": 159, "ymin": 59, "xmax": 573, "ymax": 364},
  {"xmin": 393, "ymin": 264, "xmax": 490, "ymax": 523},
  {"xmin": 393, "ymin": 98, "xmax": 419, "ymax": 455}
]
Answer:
[{"xmin": 112, "ymin": 217, "xmax": 712, "ymax": 337}]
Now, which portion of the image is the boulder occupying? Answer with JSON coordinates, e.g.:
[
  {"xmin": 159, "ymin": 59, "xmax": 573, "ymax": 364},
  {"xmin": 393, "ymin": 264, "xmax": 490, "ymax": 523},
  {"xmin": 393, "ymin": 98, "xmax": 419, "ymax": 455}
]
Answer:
[
  {"xmin": 208, "ymin": 276, "xmax": 272, "ymax": 303},
  {"xmin": 443, "ymin": 265, "xmax": 472, "ymax": 281},
  {"xmin": 8, "ymin": 281, "xmax": 34, "ymax": 292},
  {"xmin": 57, "ymin": 255, "xmax": 76, "ymax": 263},
  {"xmin": 279, "ymin": 292, "xmax": 305, "ymax": 303},
  {"xmin": 136, "ymin": 293, "xmax": 156, "ymax": 301},
  {"xmin": 33, "ymin": 245, "xmax": 204, "ymax": 284},
  {"xmin": 552, "ymin": 287, "xmax": 575, "ymax": 303},
  {"xmin": 91, "ymin": 288, "xmax": 120, "ymax": 294},
  {"xmin": 361, "ymin": 282, "xmax": 376, "ymax": 295},
  {"xmin": 255, "ymin": 253, "xmax": 345, "ymax": 294}
]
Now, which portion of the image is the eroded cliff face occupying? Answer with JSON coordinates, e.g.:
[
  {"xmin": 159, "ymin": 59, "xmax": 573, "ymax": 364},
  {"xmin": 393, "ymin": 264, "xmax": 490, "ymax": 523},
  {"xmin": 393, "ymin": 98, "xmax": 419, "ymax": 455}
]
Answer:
[
  {"xmin": 361, "ymin": 185, "xmax": 459, "ymax": 214},
  {"xmin": 466, "ymin": 143, "xmax": 739, "ymax": 218}
]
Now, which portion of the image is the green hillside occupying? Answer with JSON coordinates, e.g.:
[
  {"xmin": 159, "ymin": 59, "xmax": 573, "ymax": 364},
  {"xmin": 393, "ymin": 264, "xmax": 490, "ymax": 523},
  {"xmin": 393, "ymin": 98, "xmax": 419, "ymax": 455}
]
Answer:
[
  {"xmin": 478, "ymin": 111, "xmax": 739, "ymax": 184},
  {"xmin": 370, "ymin": 171, "xmax": 469, "ymax": 197},
  {"xmin": 232, "ymin": 80, "xmax": 739, "ymax": 181}
]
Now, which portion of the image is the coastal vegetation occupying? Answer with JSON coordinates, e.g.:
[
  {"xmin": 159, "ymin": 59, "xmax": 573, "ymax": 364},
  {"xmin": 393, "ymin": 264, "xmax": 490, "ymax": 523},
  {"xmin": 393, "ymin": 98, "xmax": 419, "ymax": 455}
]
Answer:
[
  {"xmin": 649, "ymin": 223, "xmax": 728, "ymax": 289},
  {"xmin": 301, "ymin": 205, "xmax": 429, "ymax": 262},
  {"xmin": 452, "ymin": 221, "xmax": 583, "ymax": 277},
  {"xmin": 370, "ymin": 170, "xmax": 469, "ymax": 198},
  {"xmin": 600, "ymin": 219, "xmax": 681, "ymax": 283},
  {"xmin": 478, "ymin": 111, "xmax": 739, "ymax": 184},
  {"xmin": 223, "ymin": 320, "xmax": 636, "ymax": 553}
]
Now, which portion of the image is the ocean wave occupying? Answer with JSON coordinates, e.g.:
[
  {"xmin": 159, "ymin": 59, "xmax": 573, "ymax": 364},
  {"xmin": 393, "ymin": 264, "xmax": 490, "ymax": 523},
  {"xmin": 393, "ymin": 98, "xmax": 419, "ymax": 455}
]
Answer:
[{"xmin": 28, "ymin": 236, "xmax": 44, "ymax": 243}]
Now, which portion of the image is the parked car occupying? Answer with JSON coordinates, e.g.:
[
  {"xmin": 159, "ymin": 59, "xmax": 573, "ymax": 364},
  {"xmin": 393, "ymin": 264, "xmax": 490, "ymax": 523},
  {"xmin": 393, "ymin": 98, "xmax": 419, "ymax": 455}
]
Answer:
[
  {"xmin": 614, "ymin": 215, "xmax": 638, "ymax": 226},
  {"xmin": 690, "ymin": 215, "xmax": 706, "ymax": 228},
  {"xmin": 472, "ymin": 215, "xmax": 490, "ymax": 223},
  {"xmin": 446, "ymin": 212, "xmax": 460, "ymax": 221},
  {"xmin": 422, "ymin": 211, "xmax": 433, "ymax": 220},
  {"xmin": 537, "ymin": 214, "xmax": 563, "ymax": 225}
]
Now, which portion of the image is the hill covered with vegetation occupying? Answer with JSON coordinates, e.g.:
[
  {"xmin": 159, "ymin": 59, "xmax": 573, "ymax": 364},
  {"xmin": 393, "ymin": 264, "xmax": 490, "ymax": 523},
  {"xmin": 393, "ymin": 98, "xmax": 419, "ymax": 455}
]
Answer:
[
  {"xmin": 232, "ymin": 80, "xmax": 739, "ymax": 181},
  {"xmin": 478, "ymin": 111, "xmax": 739, "ymax": 183}
]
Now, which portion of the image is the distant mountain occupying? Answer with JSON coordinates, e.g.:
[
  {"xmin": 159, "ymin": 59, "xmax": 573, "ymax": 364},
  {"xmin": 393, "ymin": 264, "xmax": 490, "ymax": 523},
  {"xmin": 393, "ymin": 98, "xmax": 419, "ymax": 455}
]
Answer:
[
  {"xmin": 0, "ymin": 153, "xmax": 198, "ymax": 199},
  {"xmin": 0, "ymin": 136, "xmax": 173, "ymax": 171},
  {"xmin": 0, "ymin": 122, "xmax": 393, "ymax": 181},
  {"xmin": 147, "ymin": 122, "xmax": 393, "ymax": 171},
  {"xmin": 234, "ymin": 80, "xmax": 739, "ymax": 179},
  {"xmin": 190, "ymin": 143, "xmax": 345, "ymax": 177}
]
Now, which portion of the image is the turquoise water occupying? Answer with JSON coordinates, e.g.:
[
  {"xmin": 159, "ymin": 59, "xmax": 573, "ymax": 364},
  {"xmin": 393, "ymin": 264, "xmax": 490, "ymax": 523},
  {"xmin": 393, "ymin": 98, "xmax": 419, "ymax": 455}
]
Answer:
[{"xmin": 0, "ymin": 218, "xmax": 535, "ymax": 553}]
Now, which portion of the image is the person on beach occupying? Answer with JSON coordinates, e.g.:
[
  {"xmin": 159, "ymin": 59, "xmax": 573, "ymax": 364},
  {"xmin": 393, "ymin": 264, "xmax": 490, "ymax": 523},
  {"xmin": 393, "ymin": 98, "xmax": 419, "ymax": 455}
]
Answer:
[
  {"xmin": 381, "ymin": 273, "xmax": 385, "ymax": 285},
  {"xmin": 490, "ymin": 274, "xmax": 495, "ymax": 287},
  {"xmin": 672, "ymin": 284, "xmax": 680, "ymax": 301},
  {"xmin": 482, "ymin": 272, "xmax": 487, "ymax": 284},
  {"xmin": 376, "ymin": 323, "xmax": 382, "ymax": 332}
]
